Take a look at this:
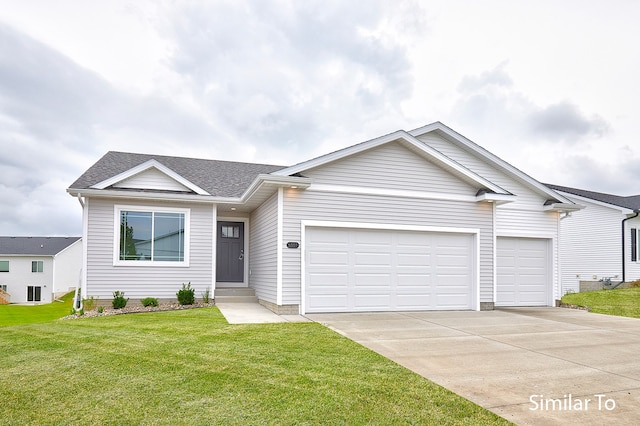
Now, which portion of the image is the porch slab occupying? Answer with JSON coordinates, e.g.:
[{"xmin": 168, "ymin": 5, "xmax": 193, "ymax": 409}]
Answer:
[{"xmin": 216, "ymin": 302, "xmax": 310, "ymax": 324}]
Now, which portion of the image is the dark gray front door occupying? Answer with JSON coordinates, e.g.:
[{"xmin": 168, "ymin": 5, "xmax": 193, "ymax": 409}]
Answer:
[{"xmin": 216, "ymin": 221, "xmax": 245, "ymax": 282}]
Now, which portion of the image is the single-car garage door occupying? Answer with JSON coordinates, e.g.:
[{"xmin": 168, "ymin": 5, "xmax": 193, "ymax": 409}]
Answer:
[
  {"xmin": 304, "ymin": 227, "xmax": 475, "ymax": 313},
  {"xmin": 496, "ymin": 237, "xmax": 550, "ymax": 306}
]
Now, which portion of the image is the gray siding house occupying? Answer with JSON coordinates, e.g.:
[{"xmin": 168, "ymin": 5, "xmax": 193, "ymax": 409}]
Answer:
[
  {"xmin": 547, "ymin": 184, "xmax": 640, "ymax": 293},
  {"xmin": 0, "ymin": 237, "xmax": 82, "ymax": 304},
  {"xmin": 67, "ymin": 122, "xmax": 580, "ymax": 313}
]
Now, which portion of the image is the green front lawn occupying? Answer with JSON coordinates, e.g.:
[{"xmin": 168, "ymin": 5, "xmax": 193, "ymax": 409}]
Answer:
[
  {"xmin": 561, "ymin": 287, "xmax": 640, "ymax": 318},
  {"xmin": 0, "ymin": 291, "xmax": 74, "ymax": 327},
  {"xmin": 0, "ymin": 308, "xmax": 510, "ymax": 425}
]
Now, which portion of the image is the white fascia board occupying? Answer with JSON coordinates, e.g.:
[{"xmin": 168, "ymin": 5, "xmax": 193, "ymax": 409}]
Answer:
[
  {"xmin": 68, "ymin": 188, "xmax": 233, "ymax": 204},
  {"xmin": 90, "ymin": 159, "xmax": 210, "ymax": 195},
  {"xmin": 273, "ymin": 129, "xmax": 509, "ymax": 195},
  {"xmin": 553, "ymin": 190, "xmax": 633, "ymax": 214},
  {"xmin": 475, "ymin": 192, "xmax": 517, "ymax": 204},
  {"xmin": 271, "ymin": 130, "xmax": 408, "ymax": 176},
  {"xmin": 543, "ymin": 203, "xmax": 585, "ymax": 213},
  {"xmin": 409, "ymin": 122, "xmax": 576, "ymax": 205},
  {"xmin": 240, "ymin": 174, "xmax": 312, "ymax": 201}
]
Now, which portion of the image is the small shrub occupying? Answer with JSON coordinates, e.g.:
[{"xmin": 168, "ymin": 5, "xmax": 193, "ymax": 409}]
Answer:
[
  {"xmin": 630, "ymin": 279, "xmax": 640, "ymax": 288},
  {"xmin": 177, "ymin": 282, "xmax": 195, "ymax": 305},
  {"xmin": 112, "ymin": 291, "xmax": 129, "ymax": 309},
  {"xmin": 141, "ymin": 297, "xmax": 159, "ymax": 307},
  {"xmin": 82, "ymin": 296, "xmax": 97, "ymax": 311},
  {"xmin": 78, "ymin": 309, "xmax": 85, "ymax": 316},
  {"xmin": 97, "ymin": 306, "xmax": 104, "ymax": 314},
  {"xmin": 201, "ymin": 287, "xmax": 211, "ymax": 304}
]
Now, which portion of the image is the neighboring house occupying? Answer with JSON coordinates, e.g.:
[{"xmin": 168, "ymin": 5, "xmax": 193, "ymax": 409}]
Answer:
[
  {"xmin": 547, "ymin": 184, "xmax": 640, "ymax": 293},
  {"xmin": 0, "ymin": 237, "xmax": 82, "ymax": 304},
  {"xmin": 67, "ymin": 122, "xmax": 581, "ymax": 314}
]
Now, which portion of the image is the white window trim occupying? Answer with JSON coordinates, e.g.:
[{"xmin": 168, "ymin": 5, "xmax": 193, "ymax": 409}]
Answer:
[{"xmin": 113, "ymin": 205, "xmax": 191, "ymax": 267}]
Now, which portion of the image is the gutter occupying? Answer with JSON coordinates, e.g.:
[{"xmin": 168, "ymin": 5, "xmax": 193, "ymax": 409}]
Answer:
[{"xmin": 612, "ymin": 209, "xmax": 640, "ymax": 288}]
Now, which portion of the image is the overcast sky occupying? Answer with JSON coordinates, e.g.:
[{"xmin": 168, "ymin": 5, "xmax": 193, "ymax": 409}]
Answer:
[{"xmin": 1, "ymin": 0, "xmax": 639, "ymax": 236}]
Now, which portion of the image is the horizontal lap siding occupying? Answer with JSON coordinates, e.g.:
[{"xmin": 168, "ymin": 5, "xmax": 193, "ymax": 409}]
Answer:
[
  {"xmin": 559, "ymin": 196, "xmax": 626, "ymax": 293},
  {"xmin": 282, "ymin": 190, "xmax": 493, "ymax": 305},
  {"xmin": 86, "ymin": 198, "xmax": 212, "ymax": 299},
  {"xmin": 305, "ymin": 141, "xmax": 477, "ymax": 196},
  {"xmin": 249, "ymin": 192, "xmax": 278, "ymax": 303}
]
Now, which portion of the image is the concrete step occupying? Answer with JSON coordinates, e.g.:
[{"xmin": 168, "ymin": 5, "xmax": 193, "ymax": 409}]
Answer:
[{"xmin": 215, "ymin": 287, "xmax": 258, "ymax": 303}]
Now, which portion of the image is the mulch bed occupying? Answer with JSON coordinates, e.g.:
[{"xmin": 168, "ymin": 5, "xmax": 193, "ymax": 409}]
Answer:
[{"xmin": 61, "ymin": 302, "xmax": 216, "ymax": 320}]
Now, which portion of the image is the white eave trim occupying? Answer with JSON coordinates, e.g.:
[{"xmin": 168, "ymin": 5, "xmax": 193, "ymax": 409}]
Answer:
[
  {"xmin": 476, "ymin": 192, "xmax": 517, "ymax": 204},
  {"xmin": 271, "ymin": 130, "xmax": 510, "ymax": 196},
  {"xmin": 90, "ymin": 159, "xmax": 210, "ymax": 195},
  {"xmin": 543, "ymin": 202, "xmax": 585, "ymax": 212},
  {"xmin": 67, "ymin": 175, "xmax": 311, "ymax": 205},
  {"xmin": 553, "ymin": 190, "xmax": 634, "ymax": 214}
]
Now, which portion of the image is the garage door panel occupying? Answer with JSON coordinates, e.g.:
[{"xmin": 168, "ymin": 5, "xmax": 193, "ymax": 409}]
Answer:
[
  {"xmin": 305, "ymin": 227, "xmax": 474, "ymax": 313},
  {"xmin": 496, "ymin": 237, "xmax": 549, "ymax": 306}
]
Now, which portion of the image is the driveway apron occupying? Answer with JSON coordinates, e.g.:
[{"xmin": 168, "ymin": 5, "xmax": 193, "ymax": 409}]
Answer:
[{"xmin": 307, "ymin": 308, "xmax": 640, "ymax": 425}]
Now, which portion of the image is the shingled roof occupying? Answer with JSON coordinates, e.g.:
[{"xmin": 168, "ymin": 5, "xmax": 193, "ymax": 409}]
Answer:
[
  {"xmin": 69, "ymin": 151, "xmax": 287, "ymax": 198},
  {"xmin": 0, "ymin": 237, "xmax": 81, "ymax": 256},
  {"xmin": 547, "ymin": 184, "xmax": 640, "ymax": 211}
]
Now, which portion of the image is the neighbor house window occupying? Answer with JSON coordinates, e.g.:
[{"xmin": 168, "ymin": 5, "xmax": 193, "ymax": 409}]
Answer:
[
  {"xmin": 0, "ymin": 285, "xmax": 7, "ymax": 292},
  {"xmin": 0, "ymin": 261, "xmax": 8, "ymax": 272},
  {"xmin": 116, "ymin": 207, "xmax": 189, "ymax": 265},
  {"xmin": 27, "ymin": 286, "xmax": 41, "ymax": 302},
  {"xmin": 32, "ymin": 261, "xmax": 44, "ymax": 273}
]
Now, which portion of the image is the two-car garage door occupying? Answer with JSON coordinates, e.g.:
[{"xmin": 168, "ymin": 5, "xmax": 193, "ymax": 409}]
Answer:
[{"xmin": 304, "ymin": 227, "xmax": 475, "ymax": 313}]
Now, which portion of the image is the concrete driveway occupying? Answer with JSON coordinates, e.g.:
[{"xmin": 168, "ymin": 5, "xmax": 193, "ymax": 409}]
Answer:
[{"xmin": 307, "ymin": 308, "xmax": 640, "ymax": 425}]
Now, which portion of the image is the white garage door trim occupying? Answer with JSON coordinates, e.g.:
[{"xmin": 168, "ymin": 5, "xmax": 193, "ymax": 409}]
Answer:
[
  {"xmin": 301, "ymin": 220, "xmax": 480, "ymax": 314},
  {"xmin": 495, "ymin": 236, "xmax": 552, "ymax": 307}
]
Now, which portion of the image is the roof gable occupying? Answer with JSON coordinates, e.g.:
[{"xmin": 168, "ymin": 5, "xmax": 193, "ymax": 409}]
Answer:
[
  {"xmin": 272, "ymin": 130, "xmax": 511, "ymax": 196},
  {"xmin": 410, "ymin": 122, "xmax": 575, "ymax": 205},
  {"xmin": 92, "ymin": 159, "xmax": 209, "ymax": 195},
  {"xmin": 69, "ymin": 152, "xmax": 286, "ymax": 198}
]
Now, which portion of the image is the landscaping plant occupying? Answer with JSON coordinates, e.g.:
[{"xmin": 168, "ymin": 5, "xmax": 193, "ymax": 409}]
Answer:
[
  {"xmin": 176, "ymin": 282, "xmax": 195, "ymax": 305},
  {"xmin": 112, "ymin": 291, "xmax": 129, "ymax": 309},
  {"xmin": 141, "ymin": 297, "xmax": 159, "ymax": 307}
]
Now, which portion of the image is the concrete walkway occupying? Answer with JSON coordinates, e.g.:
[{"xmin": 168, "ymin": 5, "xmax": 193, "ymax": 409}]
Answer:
[
  {"xmin": 307, "ymin": 308, "xmax": 640, "ymax": 426},
  {"xmin": 216, "ymin": 302, "xmax": 310, "ymax": 324}
]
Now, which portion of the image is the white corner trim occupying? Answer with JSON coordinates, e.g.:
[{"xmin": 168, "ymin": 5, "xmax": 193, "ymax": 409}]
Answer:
[
  {"xmin": 276, "ymin": 187, "xmax": 284, "ymax": 305},
  {"xmin": 92, "ymin": 159, "xmax": 210, "ymax": 195}
]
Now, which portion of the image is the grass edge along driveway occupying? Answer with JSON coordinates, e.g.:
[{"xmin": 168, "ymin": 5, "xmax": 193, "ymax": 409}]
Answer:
[
  {"xmin": 0, "ymin": 307, "xmax": 510, "ymax": 425},
  {"xmin": 561, "ymin": 287, "xmax": 640, "ymax": 318}
]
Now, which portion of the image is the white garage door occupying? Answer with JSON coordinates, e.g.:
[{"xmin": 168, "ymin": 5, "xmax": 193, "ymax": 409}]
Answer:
[
  {"xmin": 304, "ymin": 227, "xmax": 475, "ymax": 313},
  {"xmin": 496, "ymin": 237, "xmax": 550, "ymax": 306}
]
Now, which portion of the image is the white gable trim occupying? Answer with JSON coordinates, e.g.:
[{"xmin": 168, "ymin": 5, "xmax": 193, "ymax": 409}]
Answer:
[
  {"xmin": 272, "ymin": 130, "xmax": 510, "ymax": 195},
  {"xmin": 409, "ymin": 122, "xmax": 576, "ymax": 205},
  {"xmin": 91, "ymin": 159, "xmax": 210, "ymax": 195}
]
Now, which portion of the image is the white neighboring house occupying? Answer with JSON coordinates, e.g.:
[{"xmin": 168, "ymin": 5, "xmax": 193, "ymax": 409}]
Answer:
[
  {"xmin": 0, "ymin": 237, "xmax": 82, "ymax": 304},
  {"xmin": 547, "ymin": 184, "xmax": 640, "ymax": 293},
  {"xmin": 67, "ymin": 122, "xmax": 581, "ymax": 313}
]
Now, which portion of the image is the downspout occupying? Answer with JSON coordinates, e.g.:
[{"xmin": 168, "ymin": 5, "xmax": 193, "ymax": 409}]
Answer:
[{"xmin": 613, "ymin": 209, "xmax": 640, "ymax": 288}]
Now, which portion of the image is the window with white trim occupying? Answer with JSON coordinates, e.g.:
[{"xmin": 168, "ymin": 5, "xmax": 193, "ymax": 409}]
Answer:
[
  {"xmin": 32, "ymin": 260, "xmax": 44, "ymax": 273},
  {"xmin": 0, "ymin": 260, "xmax": 8, "ymax": 272},
  {"xmin": 116, "ymin": 207, "xmax": 189, "ymax": 264}
]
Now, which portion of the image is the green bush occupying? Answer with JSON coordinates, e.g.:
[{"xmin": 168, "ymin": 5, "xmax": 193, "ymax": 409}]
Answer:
[
  {"xmin": 112, "ymin": 291, "xmax": 129, "ymax": 309},
  {"xmin": 177, "ymin": 282, "xmax": 195, "ymax": 305},
  {"xmin": 97, "ymin": 306, "xmax": 104, "ymax": 314},
  {"xmin": 141, "ymin": 297, "xmax": 159, "ymax": 307}
]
